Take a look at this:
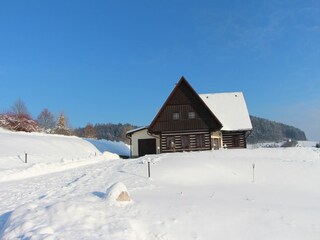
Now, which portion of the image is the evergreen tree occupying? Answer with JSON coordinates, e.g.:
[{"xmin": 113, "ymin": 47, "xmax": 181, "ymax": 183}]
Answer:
[
  {"xmin": 57, "ymin": 113, "xmax": 66, "ymax": 129},
  {"xmin": 54, "ymin": 113, "xmax": 72, "ymax": 136}
]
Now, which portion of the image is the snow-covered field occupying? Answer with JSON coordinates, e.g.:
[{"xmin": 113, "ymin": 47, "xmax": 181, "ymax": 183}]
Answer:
[{"xmin": 0, "ymin": 130, "xmax": 320, "ymax": 239}]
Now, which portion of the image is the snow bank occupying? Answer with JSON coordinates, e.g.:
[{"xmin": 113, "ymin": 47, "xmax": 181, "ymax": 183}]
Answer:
[
  {"xmin": 1, "ymin": 197, "xmax": 137, "ymax": 240},
  {"xmin": 0, "ymin": 130, "xmax": 120, "ymax": 182},
  {"xmin": 85, "ymin": 138, "xmax": 130, "ymax": 157},
  {"xmin": 0, "ymin": 154, "xmax": 119, "ymax": 183},
  {"xmin": 149, "ymin": 148, "xmax": 320, "ymax": 186},
  {"xmin": 0, "ymin": 131, "xmax": 100, "ymax": 163},
  {"xmin": 297, "ymin": 141, "xmax": 318, "ymax": 147}
]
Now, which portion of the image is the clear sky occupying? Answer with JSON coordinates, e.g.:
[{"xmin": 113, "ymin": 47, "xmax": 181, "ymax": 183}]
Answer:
[{"xmin": 0, "ymin": 0, "xmax": 319, "ymax": 140}]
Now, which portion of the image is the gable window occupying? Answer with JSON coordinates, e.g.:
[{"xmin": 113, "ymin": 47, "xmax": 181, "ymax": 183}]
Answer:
[
  {"xmin": 173, "ymin": 112, "xmax": 180, "ymax": 120},
  {"xmin": 188, "ymin": 111, "xmax": 196, "ymax": 119}
]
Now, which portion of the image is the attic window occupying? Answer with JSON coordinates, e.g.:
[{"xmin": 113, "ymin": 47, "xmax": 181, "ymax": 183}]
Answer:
[
  {"xmin": 173, "ymin": 112, "xmax": 180, "ymax": 120},
  {"xmin": 188, "ymin": 111, "xmax": 196, "ymax": 119}
]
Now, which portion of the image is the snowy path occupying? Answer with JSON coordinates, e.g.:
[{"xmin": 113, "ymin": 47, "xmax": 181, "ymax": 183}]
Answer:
[{"xmin": 0, "ymin": 158, "xmax": 145, "ymax": 238}]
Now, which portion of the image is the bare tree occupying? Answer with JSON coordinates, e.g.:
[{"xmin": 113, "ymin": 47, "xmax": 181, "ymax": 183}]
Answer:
[
  {"xmin": 84, "ymin": 123, "xmax": 97, "ymax": 139},
  {"xmin": 11, "ymin": 98, "xmax": 30, "ymax": 118},
  {"xmin": 37, "ymin": 108, "xmax": 55, "ymax": 131}
]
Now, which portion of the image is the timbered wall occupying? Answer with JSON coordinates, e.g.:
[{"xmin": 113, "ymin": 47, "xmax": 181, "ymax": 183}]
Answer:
[
  {"xmin": 149, "ymin": 78, "xmax": 222, "ymax": 134},
  {"xmin": 222, "ymin": 131, "xmax": 247, "ymax": 148},
  {"xmin": 161, "ymin": 131, "xmax": 211, "ymax": 153}
]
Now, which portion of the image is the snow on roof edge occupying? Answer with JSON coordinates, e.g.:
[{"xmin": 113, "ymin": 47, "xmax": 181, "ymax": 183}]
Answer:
[
  {"xmin": 126, "ymin": 126, "xmax": 148, "ymax": 135},
  {"xmin": 199, "ymin": 92, "xmax": 252, "ymax": 131}
]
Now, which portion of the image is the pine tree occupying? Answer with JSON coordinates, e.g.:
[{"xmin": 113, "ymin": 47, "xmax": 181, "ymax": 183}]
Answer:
[
  {"xmin": 57, "ymin": 113, "xmax": 66, "ymax": 129},
  {"xmin": 54, "ymin": 113, "xmax": 72, "ymax": 136}
]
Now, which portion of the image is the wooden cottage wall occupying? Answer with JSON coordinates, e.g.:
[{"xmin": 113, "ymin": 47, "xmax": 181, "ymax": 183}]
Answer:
[
  {"xmin": 222, "ymin": 131, "xmax": 246, "ymax": 148},
  {"xmin": 160, "ymin": 131, "xmax": 211, "ymax": 153}
]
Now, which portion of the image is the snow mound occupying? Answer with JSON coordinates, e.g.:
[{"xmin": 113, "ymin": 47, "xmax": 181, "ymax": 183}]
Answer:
[
  {"xmin": 1, "ymin": 197, "xmax": 137, "ymax": 240},
  {"xmin": 105, "ymin": 182, "xmax": 131, "ymax": 203},
  {"xmin": 0, "ymin": 131, "xmax": 100, "ymax": 165},
  {"xmin": 85, "ymin": 138, "xmax": 130, "ymax": 157},
  {"xmin": 0, "ymin": 130, "xmax": 120, "ymax": 182},
  {"xmin": 102, "ymin": 151, "xmax": 120, "ymax": 160}
]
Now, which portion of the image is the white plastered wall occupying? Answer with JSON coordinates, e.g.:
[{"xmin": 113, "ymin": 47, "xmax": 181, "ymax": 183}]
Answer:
[
  {"xmin": 211, "ymin": 131, "xmax": 222, "ymax": 149},
  {"xmin": 130, "ymin": 129, "xmax": 160, "ymax": 157}
]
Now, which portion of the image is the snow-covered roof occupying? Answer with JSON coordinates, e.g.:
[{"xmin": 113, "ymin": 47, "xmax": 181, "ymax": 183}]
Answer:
[
  {"xmin": 200, "ymin": 92, "xmax": 252, "ymax": 131},
  {"xmin": 126, "ymin": 126, "xmax": 148, "ymax": 136}
]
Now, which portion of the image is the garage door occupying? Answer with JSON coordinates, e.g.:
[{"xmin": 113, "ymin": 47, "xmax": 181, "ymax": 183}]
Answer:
[{"xmin": 138, "ymin": 139, "xmax": 156, "ymax": 157}]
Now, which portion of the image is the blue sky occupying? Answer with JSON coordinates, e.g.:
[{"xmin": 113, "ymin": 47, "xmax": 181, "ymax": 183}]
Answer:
[{"xmin": 0, "ymin": 0, "xmax": 319, "ymax": 140}]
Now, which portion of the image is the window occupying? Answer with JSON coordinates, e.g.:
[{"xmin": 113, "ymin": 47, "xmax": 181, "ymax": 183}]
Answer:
[
  {"xmin": 188, "ymin": 111, "xmax": 196, "ymax": 119},
  {"xmin": 232, "ymin": 135, "xmax": 240, "ymax": 148},
  {"xmin": 181, "ymin": 135, "xmax": 190, "ymax": 149},
  {"xmin": 196, "ymin": 134, "xmax": 205, "ymax": 148},
  {"xmin": 173, "ymin": 112, "xmax": 180, "ymax": 120},
  {"xmin": 166, "ymin": 136, "xmax": 175, "ymax": 150}
]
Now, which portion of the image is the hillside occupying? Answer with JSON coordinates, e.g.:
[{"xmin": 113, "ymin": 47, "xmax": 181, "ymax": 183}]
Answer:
[
  {"xmin": 0, "ymin": 128, "xmax": 127, "ymax": 181},
  {"xmin": 247, "ymin": 116, "xmax": 307, "ymax": 143}
]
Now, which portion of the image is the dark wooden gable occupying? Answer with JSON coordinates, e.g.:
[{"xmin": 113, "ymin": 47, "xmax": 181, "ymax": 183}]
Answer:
[{"xmin": 148, "ymin": 76, "xmax": 222, "ymax": 133}]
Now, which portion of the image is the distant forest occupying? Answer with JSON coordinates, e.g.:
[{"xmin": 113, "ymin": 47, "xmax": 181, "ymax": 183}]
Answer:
[
  {"xmin": 74, "ymin": 123, "xmax": 138, "ymax": 144},
  {"xmin": 247, "ymin": 116, "xmax": 307, "ymax": 143},
  {"xmin": 73, "ymin": 116, "xmax": 307, "ymax": 144}
]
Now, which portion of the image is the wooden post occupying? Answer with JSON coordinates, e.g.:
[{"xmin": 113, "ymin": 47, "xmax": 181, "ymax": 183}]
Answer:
[
  {"xmin": 148, "ymin": 161, "xmax": 151, "ymax": 178},
  {"xmin": 25, "ymin": 152, "xmax": 27, "ymax": 163},
  {"xmin": 252, "ymin": 163, "xmax": 255, "ymax": 182}
]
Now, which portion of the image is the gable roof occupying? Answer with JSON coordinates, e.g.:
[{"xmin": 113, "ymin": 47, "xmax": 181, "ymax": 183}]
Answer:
[
  {"xmin": 148, "ymin": 76, "xmax": 223, "ymax": 133},
  {"xmin": 200, "ymin": 92, "xmax": 252, "ymax": 131},
  {"xmin": 126, "ymin": 126, "xmax": 148, "ymax": 137}
]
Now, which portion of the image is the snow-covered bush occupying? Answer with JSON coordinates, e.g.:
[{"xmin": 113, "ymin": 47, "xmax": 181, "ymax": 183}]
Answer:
[{"xmin": 0, "ymin": 114, "xmax": 41, "ymax": 132}]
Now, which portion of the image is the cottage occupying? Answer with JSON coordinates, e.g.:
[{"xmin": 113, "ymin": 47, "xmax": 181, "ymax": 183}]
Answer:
[{"xmin": 126, "ymin": 77, "xmax": 252, "ymax": 157}]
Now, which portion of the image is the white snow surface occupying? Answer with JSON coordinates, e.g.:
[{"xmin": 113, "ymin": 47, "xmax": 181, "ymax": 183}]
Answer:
[
  {"xmin": 0, "ymin": 131, "xmax": 320, "ymax": 239},
  {"xmin": 0, "ymin": 129, "xmax": 119, "ymax": 182},
  {"xmin": 200, "ymin": 92, "xmax": 253, "ymax": 131},
  {"xmin": 85, "ymin": 138, "xmax": 130, "ymax": 157}
]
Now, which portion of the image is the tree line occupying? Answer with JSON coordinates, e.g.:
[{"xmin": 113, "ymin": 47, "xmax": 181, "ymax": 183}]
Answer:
[
  {"xmin": 1, "ymin": 98, "xmax": 72, "ymax": 135},
  {"xmin": 74, "ymin": 123, "xmax": 137, "ymax": 144},
  {"xmin": 0, "ymin": 98, "xmax": 137, "ymax": 143}
]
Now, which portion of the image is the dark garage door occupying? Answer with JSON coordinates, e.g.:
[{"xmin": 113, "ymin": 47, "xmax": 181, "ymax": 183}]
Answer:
[{"xmin": 138, "ymin": 139, "xmax": 156, "ymax": 157}]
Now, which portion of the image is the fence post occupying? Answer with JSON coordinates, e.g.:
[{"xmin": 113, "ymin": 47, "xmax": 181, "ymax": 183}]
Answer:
[
  {"xmin": 25, "ymin": 152, "xmax": 27, "ymax": 163},
  {"xmin": 252, "ymin": 163, "xmax": 255, "ymax": 182},
  {"xmin": 148, "ymin": 161, "xmax": 151, "ymax": 178}
]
